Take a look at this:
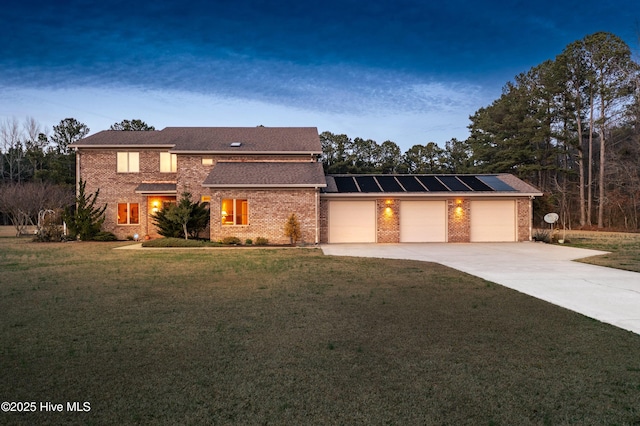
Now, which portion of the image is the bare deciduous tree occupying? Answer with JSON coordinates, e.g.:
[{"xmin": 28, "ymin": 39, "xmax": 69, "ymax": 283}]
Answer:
[{"xmin": 0, "ymin": 182, "xmax": 73, "ymax": 236}]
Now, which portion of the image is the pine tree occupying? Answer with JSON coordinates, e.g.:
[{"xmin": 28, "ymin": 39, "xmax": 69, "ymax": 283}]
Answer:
[{"xmin": 63, "ymin": 179, "xmax": 106, "ymax": 240}]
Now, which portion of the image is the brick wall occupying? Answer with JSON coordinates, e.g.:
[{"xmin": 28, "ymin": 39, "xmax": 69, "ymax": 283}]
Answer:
[
  {"xmin": 208, "ymin": 189, "xmax": 319, "ymax": 245},
  {"xmin": 517, "ymin": 198, "xmax": 532, "ymax": 241},
  {"xmin": 78, "ymin": 149, "xmax": 177, "ymax": 240},
  {"xmin": 377, "ymin": 199, "xmax": 399, "ymax": 243},
  {"xmin": 447, "ymin": 198, "xmax": 471, "ymax": 242},
  {"xmin": 176, "ymin": 155, "xmax": 214, "ymax": 202}
]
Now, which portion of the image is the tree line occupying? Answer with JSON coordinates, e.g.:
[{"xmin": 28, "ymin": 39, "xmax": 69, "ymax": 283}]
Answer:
[
  {"xmin": 3, "ymin": 30, "xmax": 639, "ymax": 232},
  {"xmin": 0, "ymin": 118, "xmax": 154, "ymax": 229},
  {"xmin": 322, "ymin": 32, "xmax": 640, "ymax": 231}
]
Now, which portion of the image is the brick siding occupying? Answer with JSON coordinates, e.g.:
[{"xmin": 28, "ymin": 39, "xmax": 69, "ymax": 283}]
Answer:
[{"xmin": 208, "ymin": 189, "xmax": 319, "ymax": 244}]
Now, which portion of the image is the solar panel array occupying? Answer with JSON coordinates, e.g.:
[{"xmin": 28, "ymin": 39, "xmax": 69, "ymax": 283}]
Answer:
[{"xmin": 331, "ymin": 175, "xmax": 515, "ymax": 193}]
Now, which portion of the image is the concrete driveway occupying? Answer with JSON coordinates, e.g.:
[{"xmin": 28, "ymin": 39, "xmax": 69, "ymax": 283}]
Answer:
[{"xmin": 321, "ymin": 242, "xmax": 640, "ymax": 336}]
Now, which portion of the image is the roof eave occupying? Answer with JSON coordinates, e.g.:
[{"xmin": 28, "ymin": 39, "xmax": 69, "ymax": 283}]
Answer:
[
  {"xmin": 73, "ymin": 144, "xmax": 176, "ymax": 149},
  {"xmin": 320, "ymin": 192, "xmax": 542, "ymax": 198},
  {"xmin": 172, "ymin": 150, "xmax": 322, "ymax": 155},
  {"xmin": 202, "ymin": 184, "xmax": 327, "ymax": 189}
]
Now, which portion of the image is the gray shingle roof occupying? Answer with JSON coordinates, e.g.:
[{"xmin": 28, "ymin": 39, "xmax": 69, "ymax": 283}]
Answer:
[
  {"xmin": 203, "ymin": 162, "xmax": 327, "ymax": 188},
  {"xmin": 71, "ymin": 127, "xmax": 322, "ymax": 154}
]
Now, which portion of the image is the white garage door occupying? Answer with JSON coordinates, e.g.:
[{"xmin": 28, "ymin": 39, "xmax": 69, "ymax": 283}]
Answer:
[
  {"xmin": 400, "ymin": 201, "xmax": 447, "ymax": 242},
  {"xmin": 328, "ymin": 201, "xmax": 376, "ymax": 243},
  {"xmin": 470, "ymin": 200, "xmax": 516, "ymax": 242}
]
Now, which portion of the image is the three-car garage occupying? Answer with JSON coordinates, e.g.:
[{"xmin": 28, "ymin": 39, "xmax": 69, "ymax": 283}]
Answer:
[{"xmin": 322, "ymin": 174, "xmax": 541, "ymax": 244}]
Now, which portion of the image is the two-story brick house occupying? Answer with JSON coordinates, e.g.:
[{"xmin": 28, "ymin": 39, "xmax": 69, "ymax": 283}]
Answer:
[
  {"xmin": 71, "ymin": 127, "xmax": 542, "ymax": 244},
  {"xmin": 71, "ymin": 127, "xmax": 326, "ymax": 243}
]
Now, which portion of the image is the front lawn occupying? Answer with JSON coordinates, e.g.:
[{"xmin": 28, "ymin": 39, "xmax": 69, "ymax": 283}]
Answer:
[
  {"xmin": 561, "ymin": 230, "xmax": 640, "ymax": 272},
  {"xmin": 1, "ymin": 237, "xmax": 640, "ymax": 424}
]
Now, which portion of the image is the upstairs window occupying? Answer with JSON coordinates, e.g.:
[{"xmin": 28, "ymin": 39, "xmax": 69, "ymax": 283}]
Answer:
[
  {"xmin": 117, "ymin": 152, "xmax": 139, "ymax": 173},
  {"xmin": 221, "ymin": 199, "xmax": 248, "ymax": 225},
  {"xmin": 117, "ymin": 203, "xmax": 139, "ymax": 225},
  {"xmin": 160, "ymin": 152, "xmax": 177, "ymax": 173}
]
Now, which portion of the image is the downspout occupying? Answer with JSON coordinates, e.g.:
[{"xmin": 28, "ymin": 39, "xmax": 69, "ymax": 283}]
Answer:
[
  {"xmin": 315, "ymin": 188, "xmax": 319, "ymax": 245},
  {"xmin": 75, "ymin": 148, "xmax": 80, "ymax": 196},
  {"xmin": 529, "ymin": 196, "xmax": 534, "ymax": 241}
]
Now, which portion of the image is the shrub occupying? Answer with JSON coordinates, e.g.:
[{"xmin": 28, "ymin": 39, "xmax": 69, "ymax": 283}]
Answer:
[
  {"xmin": 245, "ymin": 239, "xmax": 253, "ymax": 245},
  {"xmin": 63, "ymin": 179, "xmax": 107, "ymax": 241},
  {"xmin": 142, "ymin": 238, "xmax": 216, "ymax": 248},
  {"xmin": 151, "ymin": 192, "xmax": 210, "ymax": 240},
  {"xmin": 221, "ymin": 236, "xmax": 241, "ymax": 245},
  {"xmin": 284, "ymin": 213, "xmax": 302, "ymax": 245},
  {"xmin": 533, "ymin": 229, "xmax": 551, "ymax": 243},
  {"xmin": 92, "ymin": 231, "xmax": 118, "ymax": 241},
  {"xmin": 33, "ymin": 210, "xmax": 65, "ymax": 242},
  {"xmin": 255, "ymin": 237, "xmax": 269, "ymax": 246}
]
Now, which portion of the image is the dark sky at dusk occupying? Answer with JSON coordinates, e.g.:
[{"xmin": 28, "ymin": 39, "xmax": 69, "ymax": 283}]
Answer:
[{"xmin": 1, "ymin": 0, "xmax": 638, "ymax": 149}]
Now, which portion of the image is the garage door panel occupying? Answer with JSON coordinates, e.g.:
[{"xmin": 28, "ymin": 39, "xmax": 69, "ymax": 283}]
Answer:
[
  {"xmin": 400, "ymin": 201, "xmax": 446, "ymax": 242},
  {"xmin": 470, "ymin": 200, "xmax": 515, "ymax": 242},
  {"xmin": 329, "ymin": 201, "xmax": 376, "ymax": 243}
]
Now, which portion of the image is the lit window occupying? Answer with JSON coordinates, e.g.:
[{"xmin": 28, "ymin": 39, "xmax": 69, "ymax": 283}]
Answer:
[
  {"xmin": 160, "ymin": 152, "xmax": 177, "ymax": 173},
  {"xmin": 221, "ymin": 199, "xmax": 248, "ymax": 225},
  {"xmin": 117, "ymin": 203, "xmax": 139, "ymax": 225},
  {"xmin": 117, "ymin": 152, "xmax": 139, "ymax": 173},
  {"xmin": 202, "ymin": 158, "xmax": 214, "ymax": 166}
]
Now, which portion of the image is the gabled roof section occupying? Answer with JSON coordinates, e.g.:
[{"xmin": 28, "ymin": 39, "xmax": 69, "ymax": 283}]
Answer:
[
  {"xmin": 203, "ymin": 162, "xmax": 326, "ymax": 188},
  {"xmin": 323, "ymin": 174, "xmax": 542, "ymax": 196},
  {"xmin": 69, "ymin": 130, "xmax": 172, "ymax": 148},
  {"xmin": 70, "ymin": 127, "xmax": 322, "ymax": 154}
]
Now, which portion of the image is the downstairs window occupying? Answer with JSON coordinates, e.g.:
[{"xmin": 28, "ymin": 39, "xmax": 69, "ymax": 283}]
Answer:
[
  {"xmin": 221, "ymin": 199, "xmax": 248, "ymax": 225},
  {"xmin": 117, "ymin": 203, "xmax": 139, "ymax": 225}
]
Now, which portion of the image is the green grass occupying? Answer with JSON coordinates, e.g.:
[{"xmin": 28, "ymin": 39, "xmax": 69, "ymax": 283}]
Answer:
[
  {"xmin": 561, "ymin": 231, "xmax": 640, "ymax": 272},
  {"xmin": 1, "ymin": 238, "xmax": 640, "ymax": 424}
]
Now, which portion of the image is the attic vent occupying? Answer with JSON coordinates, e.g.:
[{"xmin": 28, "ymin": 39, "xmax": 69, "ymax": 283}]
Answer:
[{"xmin": 230, "ymin": 142, "xmax": 242, "ymax": 147}]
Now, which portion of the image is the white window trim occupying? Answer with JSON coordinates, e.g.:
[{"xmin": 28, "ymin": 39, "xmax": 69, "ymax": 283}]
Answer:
[
  {"xmin": 117, "ymin": 152, "xmax": 139, "ymax": 173},
  {"xmin": 118, "ymin": 202, "xmax": 140, "ymax": 225},
  {"xmin": 160, "ymin": 152, "xmax": 177, "ymax": 173},
  {"xmin": 222, "ymin": 198, "xmax": 248, "ymax": 226}
]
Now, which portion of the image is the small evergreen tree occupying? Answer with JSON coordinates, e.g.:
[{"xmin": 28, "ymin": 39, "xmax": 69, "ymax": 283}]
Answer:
[
  {"xmin": 152, "ymin": 192, "xmax": 209, "ymax": 240},
  {"xmin": 63, "ymin": 179, "xmax": 107, "ymax": 241},
  {"xmin": 284, "ymin": 213, "xmax": 302, "ymax": 245}
]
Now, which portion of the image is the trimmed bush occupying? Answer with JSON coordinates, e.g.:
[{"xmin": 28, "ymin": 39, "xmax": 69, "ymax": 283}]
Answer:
[
  {"xmin": 142, "ymin": 238, "xmax": 219, "ymax": 248},
  {"xmin": 255, "ymin": 237, "xmax": 269, "ymax": 246},
  {"xmin": 221, "ymin": 236, "xmax": 241, "ymax": 245},
  {"xmin": 92, "ymin": 231, "xmax": 118, "ymax": 241}
]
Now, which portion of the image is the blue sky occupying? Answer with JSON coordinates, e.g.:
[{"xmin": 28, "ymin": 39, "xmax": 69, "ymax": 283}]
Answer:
[{"xmin": 1, "ymin": 0, "xmax": 638, "ymax": 151}]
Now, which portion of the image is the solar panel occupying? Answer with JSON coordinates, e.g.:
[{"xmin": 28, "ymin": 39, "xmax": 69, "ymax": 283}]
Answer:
[
  {"xmin": 333, "ymin": 176, "xmax": 360, "ymax": 192},
  {"xmin": 395, "ymin": 176, "xmax": 428, "ymax": 192},
  {"xmin": 458, "ymin": 175, "xmax": 494, "ymax": 191},
  {"xmin": 375, "ymin": 176, "xmax": 405, "ymax": 192},
  {"xmin": 438, "ymin": 175, "xmax": 472, "ymax": 191},
  {"xmin": 354, "ymin": 176, "xmax": 382, "ymax": 192},
  {"xmin": 477, "ymin": 175, "xmax": 516, "ymax": 191},
  {"xmin": 417, "ymin": 176, "xmax": 449, "ymax": 191}
]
